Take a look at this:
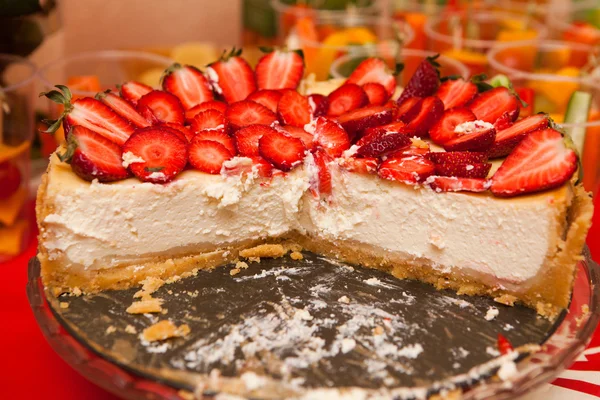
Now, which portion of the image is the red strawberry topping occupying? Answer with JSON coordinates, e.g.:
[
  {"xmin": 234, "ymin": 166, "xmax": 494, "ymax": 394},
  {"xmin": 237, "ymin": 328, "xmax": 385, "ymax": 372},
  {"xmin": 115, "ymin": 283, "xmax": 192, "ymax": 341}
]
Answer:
[
  {"xmin": 395, "ymin": 97, "xmax": 422, "ymax": 121},
  {"xmin": 378, "ymin": 156, "xmax": 435, "ymax": 184},
  {"xmin": 488, "ymin": 113, "xmax": 549, "ymax": 159},
  {"xmin": 207, "ymin": 48, "xmax": 257, "ymax": 103},
  {"xmin": 429, "ymin": 108, "xmax": 477, "ymax": 145},
  {"xmin": 515, "ymin": 87, "xmax": 534, "ymax": 118},
  {"xmin": 347, "ymin": 57, "xmax": 397, "ymax": 96},
  {"xmin": 275, "ymin": 125, "xmax": 315, "ymax": 150},
  {"xmin": 195, "ymin": 128, "xmax": 236, "ymax": 155},
  {"xmin": 362, "ymin": 82, "xmax": 390, "ymax": 106},
  {"xmin": 0, "ymin": 162, "xmax": 21, "ymax": 199},
  {"xmin": 95, "ymin": 90, "xmax": 150, "ymax": 128},
  {"xmin": 220, "ymin": 156, "xmax": 273, "ymax": 178},
  {"xmin": 336, "ymin": 105, "xmax": 394, "ymax": 138},
  {"xmin": 120, "ymin": 81, "xmax": 152, "ymax": 106},
  {"xmin": 443, "ymin": 121, "xmax": 496, "ymax": 152},
  {"xmin": 185, "ymin": 100, "xmax": 228, "ymax": 123},
  {"xmin": 402, "ymin": 96, "xmax": 444, "ymax": 137},
  {"xmin": 491, "ymin": 128, "xmax": 577, "ymax": 197},
  {"xmin": 468, "ymin": 87, "xmax": 520, "ymax": 124},
  {"xmin": 234, "ymin": 124, "xmax": 276, "ymax": 156},
  {"xmin": 326, "ymin": 83, "xmax": 368, "ymax": 117},
  {"xmin": 493, "ymin": 111, "xmax": 514, "ymax": 132},
  {"xmin": 356, "ymin": 127, "xmax": 411, "ymax": 158},
  {"xmin": 225, "ymin": 100, "xmax": 277, "ymax": 132},
  {"xmin": 389, "ymin": 138, "xmax": 431, "ymax": 158},
  {"xmin": 190, "ymin": 109, "xmax": 226, "ymax": 132},
  {"xmin": 308, "ymin": 93, "xmax": 329, "ymax": 118},
  {"xmin": 136, "ymin": 90, "xmax": 185, "ymax": 125},
  {"xmin": 434, "ymin": 162, "xmax": 492, "ymax": 179},
  {"xmin": 161, "ymin": 63, "xmax": 213, "ymax": 110},
  {"xmin": 436, "ymin": 78, "xmax": 478, "ymax": 109},
  {"xmin": 338, "ymin": 157, "xmax": 378, "ymax": 174},
  {"xmin": 427, "ymin": 176, "xmax": 491, "ymax": 193},
  {"xmin": 397, "ymin": 55, "xmax": 440, "ymax": 104},
  {"xmin": 159, "ymin": 122, "xmax": 194, "ymax": 142},
  {"xmin": 247, "ymin": 89, "xmax": 283, "ymax": 113},
  {"xmin": 311, "ymin": 150, "xmax": 333, "ymax": 196},
  {"xmin": 497, "ymin": 334, "xmax": 514, "ymax": 355},
  {"xmin": 310, "ymin": 117, "xmax": 351, "ymax": 157},
  {"xmin": 122, "ymin": 126, "xmax": 188, "ymax": 183},
  {"xmin": 277, "ymin": 90, "xmax": 311, "ymax": 127},
  {"xmin": 426, "ymin": 151, "xmax": 488, "ymax": 165},
  {"xmin": 189, "ymin": 138, "xmax": 233, "ymax": 174},
  {"xmin": 255, "ymin": 48, "xmax": 305, "ymax": 90},
  {"xmin": 258, "ymin": 128, "xmax": 306, "ymax": 171}
]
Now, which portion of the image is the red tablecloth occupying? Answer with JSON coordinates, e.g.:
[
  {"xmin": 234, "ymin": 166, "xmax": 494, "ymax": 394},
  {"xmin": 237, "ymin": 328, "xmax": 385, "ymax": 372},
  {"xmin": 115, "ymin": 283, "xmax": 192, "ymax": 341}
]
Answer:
[{"xmin": 2, "ymin": 197, "xmax": 599, "ymax": 399}]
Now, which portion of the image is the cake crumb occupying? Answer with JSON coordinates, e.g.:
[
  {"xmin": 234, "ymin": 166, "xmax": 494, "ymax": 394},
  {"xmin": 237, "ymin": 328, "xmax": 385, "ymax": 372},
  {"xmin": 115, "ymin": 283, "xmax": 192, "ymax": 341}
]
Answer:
[
  {"xmin": 240, "ymin": 244, "xmax": 286, "ymax": 259},
  {"xmin": 230, "ymin": 260, "xmax": 250, "ymax": 276},
  {"xmin": 142, "ymin": 320, "xmax": 191, "ymax": 342},
  {"xmin": 134, "ymin": 277, "xmax": 165, "ymax": 299},
  {"xmin": 338, "ymin": 295, "xmax": 350, "ymax": 304},
  {"xmin": 59, "ymin": 302, "xmax": 69, "ymax": 309},
  {"xmin": 125, "ymin": 325, "xmax": 137, "ymax": 334},
  {"xmin": 70, "ymin": 287, "xmax": 82, "ymax": 297},
  {"xmin": 230, "ymin": 268, "xmax": 241, "ymax": 276},
  {"xmin": 484, "ymin": 307, "xmax": 499, "ymax": 321},
  {"xmin": 494, "ymin": 294, "xmax": 517, "ymax": 307},
  {"xmin": 372, "ymin": 325, "xmax": 384, "ymax": 336},
  {"xmin": 165, "ymin": 275, "xmax": 183, "ymax": 284},
  {"xmin": 248, "ymin": 256, "xmax": 261, "ymax": 263},
  {"xmin": 576, "ymin": 304, "xmax": 590, "ymax": 327},
  {"xmin": 126, "ymin": 298, "xmax": 163, "ymax": 314},
  {"xmin": 106, "ymin": 326, "xmax": 116, "ymax": 335},
  {"xmin": 290, "ymin": 251, "xmax": 303, "ymax": 260}
]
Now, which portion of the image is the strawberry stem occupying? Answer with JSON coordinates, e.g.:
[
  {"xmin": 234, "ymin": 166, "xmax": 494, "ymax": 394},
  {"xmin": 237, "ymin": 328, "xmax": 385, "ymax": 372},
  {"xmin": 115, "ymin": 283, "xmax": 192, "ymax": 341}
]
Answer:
[
  {"xmin": 57, "ymin": 134, "xmax": 77, "ymax": 163},
  {"xmin": 39, "ymin": 85, "xmax": 73, "ymax": 134}
]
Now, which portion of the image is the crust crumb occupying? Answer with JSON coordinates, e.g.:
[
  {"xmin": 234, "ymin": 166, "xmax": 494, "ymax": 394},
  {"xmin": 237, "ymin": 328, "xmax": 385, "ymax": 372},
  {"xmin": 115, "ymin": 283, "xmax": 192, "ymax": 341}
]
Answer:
[
  {"xmin": 134, "ymin": 276, "xmax": 165, "ymax": 299},
  {"xmin": 59, "ymin": 301, "xmax": 69, "ymax": 309},
  {"xmin": 240, "ymin": 244, "xmax": 286, "ymax": 259},
  {"xmin": 248, "ymin": 256, "xmax": 261, "ymax": 263},
  {"xmin": 372, "ymin": 325, "xmax": 384, "ymax": 336},
  {"xmin": 126, "ymin": 297, "xmax": 163, "ymax": 314},
  {"xmin": 230, "ymin": 260, "xmax": 250, "ymax": 276},
  {"xmin": 106, "ymin": 326, "xmax": 116, "ymax": 335},
  {"xmin": 142, "ymin": 320, "xmax": 191, "ymax": 342},
  {"xmin": 125, "ymin": 325, "xmax": 137, "ymax": 334},
  {"xmin": 290, "ymin": 251, "xmax": 303, "ymax": 260},
  {"xmin": 494, "ymin": 294, "xmax": 517, "ymax": 306},
  {"xmin": 576, "ymin": 304, "xmax": 590, "ymax": 327}
]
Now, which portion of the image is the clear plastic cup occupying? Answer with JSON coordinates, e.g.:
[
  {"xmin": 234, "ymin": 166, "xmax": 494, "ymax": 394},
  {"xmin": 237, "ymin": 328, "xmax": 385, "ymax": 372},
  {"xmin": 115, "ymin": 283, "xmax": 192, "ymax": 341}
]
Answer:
[
  {"xmin": 0, "ymin": 54, "xmax": 37, "ymax": 261},
  {"xmin": 551, "ymin": 1, "xmax": 600, "ymax": 48}
]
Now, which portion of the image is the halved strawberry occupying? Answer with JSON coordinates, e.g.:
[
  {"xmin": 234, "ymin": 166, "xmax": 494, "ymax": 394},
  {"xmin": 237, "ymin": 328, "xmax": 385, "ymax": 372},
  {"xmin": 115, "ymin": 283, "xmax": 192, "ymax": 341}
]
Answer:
[
  {"xmin": 395, "ymin": 97, "xmax": 422, "ymax": 121},
  {"xmin": 207, "ymin": 48, "xmax": 257, "ymax": 103},
  {"xmin": 468, "ymin": 87, "xmax": 520, "ymax": 124},
  {"xmin": 374, "ymin": 120, "xmax": 406, "ymax": 133},
  {"xmin": 515, "ymin": 87, "xmax": 534, "ymax": 118},
  {"xmin": 95, "ymin": 90, "xmax": 150, "ymax": 128},
  {"xmin": 159, "ymin": 122, "xmax": 194, "ymax": 142},
  {"xmin": 185, "ymin": 100, "xmax": 228, "ymax": 123},
  {"xmin": 247, "ymin": 89, "xmax": 283, "ymax": 113},
  {"xmin": 277, "ymin": 90, "xmax": 311, "ymax": 127},
  {"xmin": 493, "ymin": 111, "xmax": 513, "ymax": 132},
  {"xmin": 491, "ymin": 128, "xmax": 577, "ymax": 197},
  {"xmin": 378, "ymin": 156, "xmax": 435, "ymax": 184},
  {"xmin": 122, "ymin": 126, "xmax": 188, "ymax": 183},
  {"xmin": 389, "ymin": 137, "xmax": 431, "ymax": 158},
  {"xmin": 308, "ymin": 93, "xmax": 329, "ymax": 118},
  {"xmin": 443, "ymin": 121, "xmax": 496, "ymax": 152},
  {"xmin": 311, "ymin": 150, "xmax": 332, "ymax": 196},
  {"xmin": 258, "ymin": 129, "xmax": 306, "ymax": 171},
  {"xmin": 310, "ymin": 117, "xmax": 350, "ymax": 157},
  {"xmin": 429, "ymin": 108, "xmax": 477, "ymax": 146},
  {"xmin": 427, "ymin": 176, "xmax": 491, "ymax": 193},
  {"xmin": 234, "ymin": 124, "xmax": 275, "ymax": 156},
  {"xmin": 58, "ymin": 126, "xmax": 129, "ymax": 182},
  {"xmin": 435, "ymin": 162, "xmax": 492, "ymax": 178},
  {"xmin": 497, "ymin": 334, "xmax": 514, "ymax": 355},
  {"xmin": 255, "ymin": 48, "xmax": 305, "ymax": 90},
  {"xmin": 356, "ymin": 128, "xmax": 411, "ymax": 158},
  {"xmin": 189, "ymin": 138, "xmax": 233, "ymax": 174},
  {"xmin": 137, "ymin": 90, "xmax": 185, "ymax": 125},
  {"xmin": 338, "ymin": 157, "xmax": 378, "ymax": 174},
  {"xmin": 346, "ymin": 57, "xmax": 397, "ymax": 96},
  {"xmin": 397, "ymin": 55, "xmax": 440, "ymax": 104},
  {"xmin": 436, "ymin": 78, "xmax": 478, "ymax": 110},
  {"xmin": 120, "ymin": 81, "xmax": 152, "ymax": 106},
  {"xmin": 362, "ymin": 82, "xmax": 389, "ymax": 106},
  {"xmin": 488, "ymin": 113, "xmax": 549, "ymax": 158},
  {"xmin": 0, "ymin": 162, "xmax": 21, "ymax": 199},
  {"xmin": 190, "ymin": 109, "xmax": 226, "ymax": 132},
  {"xmin": 195, "ymin": 128, "xmax": 236, "ymax": 155},
  {"xmin": 336, "ymin": 105, "xmax": 394, "ymax": 137},
  {"xmin": 161, "ymin": 63, "xmax": 213, "ymax": 110},
  {"xmin": 225, "ymin": 100, "xmax": 277, "ymax": 132},
  {"xmin": 327, "ymin": 83, "xmax": 368, "ymax": 117},
  {"xmin": 402, "ymin": 96, "xmax": 444, "ymax": 137},
  {"xmin": 426, "ymin": 151, "xmax": 488, "ymax": 165},
  {"xmin": 276, "ymin": 125, "xmax": 314, "ymax": 150}
]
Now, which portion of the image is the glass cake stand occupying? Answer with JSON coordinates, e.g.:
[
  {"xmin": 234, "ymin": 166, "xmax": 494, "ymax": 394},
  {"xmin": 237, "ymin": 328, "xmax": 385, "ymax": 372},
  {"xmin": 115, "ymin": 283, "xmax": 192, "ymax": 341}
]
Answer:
[{"xmin": 27, "ymin": 247, "xmax": 600, "ymax": 400}]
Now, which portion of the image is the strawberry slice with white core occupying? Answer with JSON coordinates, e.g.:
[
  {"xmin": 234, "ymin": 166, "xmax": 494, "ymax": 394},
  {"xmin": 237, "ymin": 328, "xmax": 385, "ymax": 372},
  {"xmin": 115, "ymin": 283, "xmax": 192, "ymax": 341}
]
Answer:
[
  {"xmin": 395, "ymin": 97, "xmax": 422, "ymax": 121},
  {"xmin": 468, "ymin": 87, "xmax": 520, "ymax": 124},
  {"xmin": 258, "ymin": 128, "xmax": 306, "ymax": 171},
  {"xmin": 277, "ymin": 90, "xmax": 311, "ymax": 127},
  {"xmin": 195, "ymin": 128, "xmax": 236, "ymax": 155},
  {"xmin": 336, "ymin": 105, "xmax": 394, "ymax": 138},
  {"xmin": 309, "ymin": 117, "xmax": 351, "ymax": 157},
  {"xmin": 426, "ymin": 151, "xmax": 488, "ymax": 165},
  {"xmin": 429, "ymin": 107, "xmax": 477, "ymax": 146},
  {"xmin": 490, "ymin": 128, "xmax": 578, "ymax": 197},
  {"xmin": 225, "ymin": 100, "xmax": 277, "ymax": 132},
  {"xmin": 255, "ymin": 48, "xmax": 305, "ymax": 90},
  {"xmin": 308, "ymin": 93, "xmax": 329, "ymax": 118},
  {"xmin": 378, "ymin": 155, "xmax": 435, "ymax": 184},
  {"xmin": 326, "ymin": 83, "xmax": 369, "ymax": 117},
  {"xmin": 60, "ymin": 126, "xmax": 130, "ymax": 182},
  {"xmin": 120, "ymin": 81, "xmax": 152, "ymax": 106},
  {"xmin": 389, "ymin": 137, "xmax": 431, "ymax": 158},
  {"xmin": 247, "ymin": 89, "xmax": 283, "ymax": 113},
  {"xmin": 185, "ymin": 100, "xmax": 227, "ymax": 123},
  {"xmin": 136, "ymin": 90, "xmax": 185, "ymax": 125},
  {"xmin": 347, "ymin": 57, "xmax": 397, "ymax": 96},
  {"xmin": 276, "ymin": 125, "xmax": 315, "ymax": 150},
  {"xmin": 355, "ymin": 127, "xmax": 411, "ymax": 158},
  {"xmin": 189, "ymin": 138, "xmax": 233, "ymax": 174},
  {"xmin": 234, "ymin": 124, "xmax": 276, "ymax": 156},
  {"xmin": 397, "ymin": 56, "xmax": 440, "ymax": 104},
  {"xmin": 311, "ymin": 150, "xmax": 333, "ymax": 196},
  {"xmin": 362, "ymin": 82, "xmax": 391, "ymax": 106},
  {"xmin": 435, "ymin": 162, "xmax": 492, "ymax": 178},
  {"xmin": 402, "ymin": 96, "xmax": 444, "ymax": 138},
  {"xmin": 488, "ymin": 113, "xmax": 549, "ymax": 158},
  {"xmin": 96, "ymin": 91, "xmax": 150, "ymax": 128},
  {"xmin": 443, "ymin": 120, "xmax": 496, "ymax": 152},
  {"xmin": 159, "ymin": 123, "xmax": 194, "ymax": 142},
  {"xmin": 161, "ymin": 63, "xmax": 213, "ymax": 110},
  {"xmin": 122, "ymin": 126, "xmax": 188, "ymax": 183},
  {"xmin": 207, "ymin": 48, "xmax": 257, "ymax": 103},
  {"xmin": 436, "ymin": 78, "xmax": 478, "ymax": 109},
  {"xmin": 427, "ymin": 176, "xmax": 491, "ymax": 193},
  {"xmin": 338, "ymin": 157, "xmax": 378, "ymax": 174},
  {"xmin": 190, "ymin": 109, "xmax": 226, "ymax": 132}
]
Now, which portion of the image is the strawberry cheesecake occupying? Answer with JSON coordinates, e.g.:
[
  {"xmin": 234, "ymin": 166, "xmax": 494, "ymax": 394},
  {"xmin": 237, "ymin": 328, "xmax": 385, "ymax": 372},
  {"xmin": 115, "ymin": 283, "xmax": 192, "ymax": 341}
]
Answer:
[{"xmin": 36, "ymin": 51, "xmax": 593, "ymax": 319}]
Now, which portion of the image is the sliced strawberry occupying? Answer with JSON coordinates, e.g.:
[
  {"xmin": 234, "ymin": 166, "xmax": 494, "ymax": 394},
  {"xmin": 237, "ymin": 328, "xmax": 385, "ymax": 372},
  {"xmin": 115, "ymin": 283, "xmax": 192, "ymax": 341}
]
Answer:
[
  {"xmin": 247, "ymin": 89, "xmax": 282, "ymax": 113},
  {"xmin": 312, "ymin": 150, "xmax": 332, "ymax": 196},
  {"xmin": 426, "ymin": 151, "xmax": 488, "ymax": 165},
  {"xmin": 436, "ymin": 78, "xmax": 478, "ymax": 110},
  {"xmin": 159, "ymin": 122, "xmax": 194, "ymax": 142},
  {"xmin": 190, "ymin": 109, "xmax": 226, "ymax": 132},
  {"xmin": 310, "ymin": 117, "xmax": 351, "ymax": 157},
  {"xmin": 327, "ymin": 83, "xmax": 368, "ymax": 117},
  {"xmin": 397, "ymin": 55, "xmax": 440, "ymax": 104},
  {"xmin": 443, "ymin": 121, "xmax": 496, "ymax": 152},
  {"xmin": 58, "ymin": 126, "xmax": 130, "ymax": 182},
  {"xmin": 120, "ymin": 81, "xmax": 152, "ymax": 106},
  {"xmin": 234, "ymin": 124, "xmax": 275, "ymax": 156},
  {"xmin": 468, "ymin": 87, "xmax": 520, "ymax": 124},
  {"xmin": 0, "ymin": 162, "xmax": 21, "ymax": 199},
  {"xmin": 429, "ymin": 108, "xmax": 477, "ymax": 146},
  {"xmin": 255, "ymin": 48, "xmax": 305, "ymax": 90},
  {"xmin": 250, "ymin": 156, "xmax": 274, "ymax": 177},
  {"xmin": 488, "ymin": 113, "xmax": 549, "ymax": 159},
  {"xmin": 389, "ymin": 137, "xmax": 430, "ymax": 158},
  {"xmin": 497, "ymin": 334, "xmax": 514, "ymax": 355},
  {"xmin": 402, "ymin": 96, "xmax": 444, "ymax": 138},
  {"xmin": 185, "ymin": 100, "xmax": 228, "ymax": 123},
  {"xmin": 276, "ymin": 125, "xmax": 314, "ymax": 150},
  {"xmin": 220, "ymin": 155, "xmax": 273, "ymax": 178},
  {"xmin": 336, "ymin": 105, "xmax": 394, "ymax": 138},
  {"xmin": 207, "ymin": 48, "xmax": 257, "ymax": 103},
  {"xmin": 338, "ymin": 157, "xmax": 378, "ymax": 174},
  {"xmin": 346, "ymin": 57, "xmax": 397, "ymax": 96},
  {"xmin": 373, "ymin": 120, "xmax": 406, "ymax": 133},
  {"xmin": 95, "ymin": 90, "xmax": 150, "ymax": 128},
  {"xmin": 195, "ymin": 128, "xmax": 236, "ymax": 155},
  {"xmin": 491, "ymin": 128, "xmax": 577, "ymax": 197},
  {"xmin": 427, "ymin": 176, "xmax": 491, "ymax": 193},
  {"xmin": 308, "ymin": 93, "xmax": 329, "ymax": 118},
  {"xmin": 258, "ymin": 129, "xmax": 306, "ymax": 171},
  {"xmin": 356, "ymin": 128, "xmax": 411, "ymax": 158},
  {"xmin": 435, "ymin": 162, "xmax": 492, "ymax": 178},
  {"xmin": 493, "ymin": 111, "xmax": 513, "ymax": 132},
  {"xmin": 225, "ymin": 100, "xmax": 277, "ymax": 132},
  {"xmin": 122, "ymin": 126, "xmax": 188, "ymax": 183},
  {"xmin": 362, "ymin": 82, "xmax": 391, "ymax": 106},
  {"xmin": 137, "ymin": 90, "xmax": 185, "ymax": 125},
  {"xmin": 378, "ymin": 156, "xmax": 435, "ymax": 184},
  {"xmin": 515, "ymin": 87, "xmax": 534, "ymax": 118},
  {"xmin": 395, "ymin": 97, "xmax": 422, "ymax": 121},
  {"xmin": 277, "ymin": 90, "xmax": 311, "ymax": 127},
  {"xmin": 188, "ymin": 138, "xmax": 233, "ymax": 174},
  {"xmin": 161, "ymin": 63, "xmax": 213, "ymax": 110}
]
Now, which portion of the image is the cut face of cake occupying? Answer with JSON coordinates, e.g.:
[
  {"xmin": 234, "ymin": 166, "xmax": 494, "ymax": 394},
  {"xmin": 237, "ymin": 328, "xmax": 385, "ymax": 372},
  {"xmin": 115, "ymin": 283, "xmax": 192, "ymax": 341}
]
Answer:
[{"xmin": 36, "ymin": 51, "xmax": 593, "ymax": 320}]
